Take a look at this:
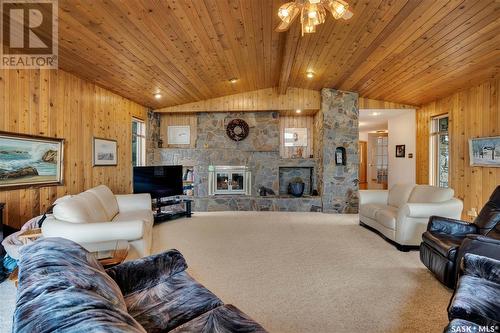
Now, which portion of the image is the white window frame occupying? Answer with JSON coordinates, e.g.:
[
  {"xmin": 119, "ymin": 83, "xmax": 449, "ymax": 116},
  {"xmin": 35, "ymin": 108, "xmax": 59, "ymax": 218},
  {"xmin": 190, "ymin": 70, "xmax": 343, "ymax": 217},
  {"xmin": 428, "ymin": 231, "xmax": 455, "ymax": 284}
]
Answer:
[
  {"xmin": 132, "ymin": 118, "xmax": 146, "ymax": 167},
  {"xmin": 429, "ymin": 114, "xmax": 449, "ymax": 188}
]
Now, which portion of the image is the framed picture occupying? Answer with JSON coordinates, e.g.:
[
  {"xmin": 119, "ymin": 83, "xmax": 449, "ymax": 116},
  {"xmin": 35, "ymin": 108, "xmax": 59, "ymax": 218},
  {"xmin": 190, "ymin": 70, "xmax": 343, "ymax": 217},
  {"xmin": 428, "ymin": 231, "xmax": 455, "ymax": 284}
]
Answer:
[
  {"xmin": 469, "ymin": 136, "xmax": 500, "ymax": 167},
  {"xmin": 0, "ymin": 131, "xmax": 64, "ymax": 190},
  {"xmin": 284, "ymin": 128, "xmax": 308, "ymax": 147},
  {"xmin": 93, "ymin": 137, "xmax": 117, "ymax": 166},
  {"xmin": 395, "ymin": 145, "xmax": 405, "ymax": 158},
  {"xmin": 168, "ymin": 126, "xmax": 190, "ymax": 145}
]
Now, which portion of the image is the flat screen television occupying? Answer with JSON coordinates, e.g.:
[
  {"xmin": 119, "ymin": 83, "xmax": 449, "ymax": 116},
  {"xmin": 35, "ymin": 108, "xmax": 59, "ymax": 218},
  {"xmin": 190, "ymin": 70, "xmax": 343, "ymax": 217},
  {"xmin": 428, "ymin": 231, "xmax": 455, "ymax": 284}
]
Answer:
[{"xmin": 133, "ymin": 165, "xmax": 183, "ymax": 198}]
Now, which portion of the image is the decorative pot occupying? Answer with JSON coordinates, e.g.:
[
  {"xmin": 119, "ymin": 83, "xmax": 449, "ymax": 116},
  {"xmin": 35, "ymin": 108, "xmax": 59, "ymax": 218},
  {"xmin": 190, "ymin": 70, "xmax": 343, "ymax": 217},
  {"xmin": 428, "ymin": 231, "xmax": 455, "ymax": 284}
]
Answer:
[{"xmin": 288, "ymin": 182, "xmax": 305, "ymax": 197}]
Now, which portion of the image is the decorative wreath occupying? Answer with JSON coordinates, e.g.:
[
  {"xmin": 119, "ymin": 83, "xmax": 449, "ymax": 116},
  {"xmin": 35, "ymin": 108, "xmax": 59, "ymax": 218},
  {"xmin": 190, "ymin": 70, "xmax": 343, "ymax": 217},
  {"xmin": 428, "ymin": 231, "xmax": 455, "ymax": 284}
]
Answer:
[{"xmin": 226, "ymin": 119, "xmax": 249, "ymax": 141}]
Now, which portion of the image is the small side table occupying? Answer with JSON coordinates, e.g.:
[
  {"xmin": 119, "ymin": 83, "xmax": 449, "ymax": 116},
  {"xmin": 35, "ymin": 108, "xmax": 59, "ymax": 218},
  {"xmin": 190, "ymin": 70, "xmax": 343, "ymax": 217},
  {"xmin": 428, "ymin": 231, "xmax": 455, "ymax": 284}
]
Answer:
[
  {"xmin": 9, "ymin": 267, "xmax": 19, "ymax": 287},
  {"xmin": 9, "ymin": 228, "xmax": 43, "ymax": 287},
  {"xmin": 90, "ymin": 240, "xmax": 129, "ymax": 268},
  {"xmin": 18, "ymin": 228, "xmax": 43, "ymax": 244}
]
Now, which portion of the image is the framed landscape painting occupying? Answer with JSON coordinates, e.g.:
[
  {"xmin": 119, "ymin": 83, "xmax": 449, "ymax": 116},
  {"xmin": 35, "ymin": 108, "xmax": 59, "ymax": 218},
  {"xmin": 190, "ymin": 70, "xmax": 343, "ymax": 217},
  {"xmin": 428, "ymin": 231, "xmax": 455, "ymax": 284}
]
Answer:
[
  {"xmin": 469, "ymin": 136, "xmax": 500, "ymax": 167},
  {"xmin": 0, "ymin": 132, "xmax": 64, "ymax": 189},
  {"xmin": 93, "ymin": 137, "xmax": 118, "ymax": 166}
]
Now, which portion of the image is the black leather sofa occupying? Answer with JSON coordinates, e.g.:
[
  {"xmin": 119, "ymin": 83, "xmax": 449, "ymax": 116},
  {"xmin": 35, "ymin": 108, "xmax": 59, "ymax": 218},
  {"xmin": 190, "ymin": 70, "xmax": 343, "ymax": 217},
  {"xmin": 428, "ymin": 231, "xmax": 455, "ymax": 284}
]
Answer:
[
  {"xmin": 443, "ymin": 250, "xmax": 500, "ymax": 333},
  {"xmin": 420, "ymin": 186, "xmax": 500, "ymax": 288}
]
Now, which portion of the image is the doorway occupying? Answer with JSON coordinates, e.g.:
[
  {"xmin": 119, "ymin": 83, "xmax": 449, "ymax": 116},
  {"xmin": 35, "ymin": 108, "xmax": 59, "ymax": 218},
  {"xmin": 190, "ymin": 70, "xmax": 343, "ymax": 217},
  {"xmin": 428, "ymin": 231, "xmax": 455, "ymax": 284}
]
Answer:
[
  {"xmin": 359, "ymin": 108, "xmax": 416, "ymax": 189},
  {"xmin": 367, "ymin": 132, "xmax": 388, "ymax": 189},
  {"xmin": 359, "ymin": 141, "xmax": 367, "ymax": 189}
]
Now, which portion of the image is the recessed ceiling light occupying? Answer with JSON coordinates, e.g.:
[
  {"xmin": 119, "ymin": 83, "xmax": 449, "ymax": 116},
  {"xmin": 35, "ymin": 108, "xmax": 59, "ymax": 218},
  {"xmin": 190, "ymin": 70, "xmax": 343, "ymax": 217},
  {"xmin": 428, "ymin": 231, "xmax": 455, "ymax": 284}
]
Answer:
[
  {"xmin": 229, "ymin": 78, "xmax": 238, "ymax": 84},
  {"xmin": 154, "ymin": 93, "xmax": 162, "ymax": 99},
  {"xmin": 372, "ymin": 112, "xmax": 380, "ymax": 116},
  {"xmin": 296, "ymin": 109, "xmax": 302, "ymax": 114},
  {"xmin": 306, "ymin": 71, "xmax": 315, "ymax": 79}
]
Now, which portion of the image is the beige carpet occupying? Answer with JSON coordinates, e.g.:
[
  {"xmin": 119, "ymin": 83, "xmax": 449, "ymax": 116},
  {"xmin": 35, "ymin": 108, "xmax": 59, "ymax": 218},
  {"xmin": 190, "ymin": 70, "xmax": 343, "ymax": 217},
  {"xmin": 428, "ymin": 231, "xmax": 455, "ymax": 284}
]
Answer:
[
  {"xmin": 0, "ymin": 212, "xmax": 452, "ymax": 333},
  {"xmin": 153, "ymin": 212, "xmax": 452, "ymax": 333}
]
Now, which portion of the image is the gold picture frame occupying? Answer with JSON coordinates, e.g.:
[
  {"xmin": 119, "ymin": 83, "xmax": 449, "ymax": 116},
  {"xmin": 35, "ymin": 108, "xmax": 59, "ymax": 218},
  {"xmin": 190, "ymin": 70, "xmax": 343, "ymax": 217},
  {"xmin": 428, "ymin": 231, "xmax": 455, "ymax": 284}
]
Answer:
[{"xmin": 0, "ymin": 131, "xmax": 64, "ymax": 190}]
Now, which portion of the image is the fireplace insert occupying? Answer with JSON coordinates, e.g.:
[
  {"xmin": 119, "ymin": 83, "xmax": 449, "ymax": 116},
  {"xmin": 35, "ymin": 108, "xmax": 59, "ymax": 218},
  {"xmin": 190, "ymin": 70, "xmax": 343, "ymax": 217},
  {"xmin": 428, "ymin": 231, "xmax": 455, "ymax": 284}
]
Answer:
[{"xmin": 208, "ymin": 166, "xmax": 251, "ymax": 195}]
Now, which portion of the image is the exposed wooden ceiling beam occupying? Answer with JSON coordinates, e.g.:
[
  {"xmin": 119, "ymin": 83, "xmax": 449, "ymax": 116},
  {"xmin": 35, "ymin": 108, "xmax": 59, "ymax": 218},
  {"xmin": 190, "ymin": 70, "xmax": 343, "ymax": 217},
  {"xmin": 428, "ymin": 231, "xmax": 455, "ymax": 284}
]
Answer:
[{"xmin": 277, "ymin": 24, "xmax": 301, "ymax": 95}]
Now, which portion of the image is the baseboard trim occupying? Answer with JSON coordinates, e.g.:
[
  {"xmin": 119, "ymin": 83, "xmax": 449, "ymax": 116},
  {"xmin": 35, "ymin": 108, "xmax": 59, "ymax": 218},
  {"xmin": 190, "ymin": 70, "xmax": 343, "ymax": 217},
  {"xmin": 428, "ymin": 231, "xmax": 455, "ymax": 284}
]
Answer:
[{"xmin": 359, "ymin": 221, "xmax": 420, "ymax": 252}]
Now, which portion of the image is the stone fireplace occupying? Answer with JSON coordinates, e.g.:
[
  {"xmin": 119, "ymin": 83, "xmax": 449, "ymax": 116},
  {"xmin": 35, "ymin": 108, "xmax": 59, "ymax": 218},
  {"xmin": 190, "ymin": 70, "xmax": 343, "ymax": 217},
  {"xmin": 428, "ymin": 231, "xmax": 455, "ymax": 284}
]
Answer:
[
  {"xmin": 208, "ymin": 166, "xmax": 252, "ymax": 195},
  {"xmin": 149, "ymin": 89, "xmax": 359, "ymax": 213}
]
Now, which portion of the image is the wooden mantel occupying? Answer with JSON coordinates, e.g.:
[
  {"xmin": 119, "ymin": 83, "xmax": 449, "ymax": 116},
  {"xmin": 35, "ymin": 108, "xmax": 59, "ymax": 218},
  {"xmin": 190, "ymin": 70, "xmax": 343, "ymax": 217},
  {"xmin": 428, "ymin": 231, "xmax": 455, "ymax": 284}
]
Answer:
[{"xmin": 155, "ymin": 87, "xmax": 321, "ymax": 113}]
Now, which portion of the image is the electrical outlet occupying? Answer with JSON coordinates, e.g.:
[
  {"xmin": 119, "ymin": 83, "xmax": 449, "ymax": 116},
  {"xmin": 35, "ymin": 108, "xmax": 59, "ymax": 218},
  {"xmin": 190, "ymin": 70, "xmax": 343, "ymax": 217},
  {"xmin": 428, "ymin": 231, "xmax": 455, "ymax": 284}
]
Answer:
[{"xmin": 467, "ymin": 208, "xmax": 478, "ymax": 218}]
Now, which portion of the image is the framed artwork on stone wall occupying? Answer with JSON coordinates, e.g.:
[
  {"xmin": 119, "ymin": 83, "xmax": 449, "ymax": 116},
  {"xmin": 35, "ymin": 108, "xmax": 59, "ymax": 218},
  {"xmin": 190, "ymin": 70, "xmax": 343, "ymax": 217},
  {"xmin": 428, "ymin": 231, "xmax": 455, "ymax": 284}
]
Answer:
[
  {"xmin": 284, "ymin": 128, "xmax": 308, "ymax": 147},
  {"xmin": 168, "ymin": 126, "xmax": 190, "ymax": 145}
]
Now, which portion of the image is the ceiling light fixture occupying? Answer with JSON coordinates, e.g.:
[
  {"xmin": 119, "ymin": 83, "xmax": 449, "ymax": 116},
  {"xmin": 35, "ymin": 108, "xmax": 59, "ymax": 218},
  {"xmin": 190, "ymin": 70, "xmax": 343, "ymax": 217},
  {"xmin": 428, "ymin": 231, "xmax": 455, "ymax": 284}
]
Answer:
[
  {"xmin": 229, "ymin": 78, "xmax": 238, "ymax": 84},
  {"xmin": 306, "ymin": 71, "xmax": 315, "ymax": 79},
  {"xmin": 154, "ymin": 93, "xmax": 162, "ymax": 99},
  {"xmin": 372, "ymin": 112, "xmax": 380, "ymax": 116},
  {"xmin": 296, "ymin": 109, "xmax": 302, "ymax": 114},
  {"xmin": 276, "ymin": 0, "xmax": 353, "ymax": 36}
]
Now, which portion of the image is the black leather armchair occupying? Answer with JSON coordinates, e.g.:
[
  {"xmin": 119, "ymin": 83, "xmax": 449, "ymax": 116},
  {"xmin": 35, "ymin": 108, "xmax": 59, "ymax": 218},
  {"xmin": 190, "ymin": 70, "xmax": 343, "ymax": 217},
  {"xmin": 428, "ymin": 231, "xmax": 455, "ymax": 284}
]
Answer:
[
  {"xmin": 420, "ymin": 186, "xmax": 500, "ymax": 288},
  {"xmin": 444, "ymin": 248, "xmax": 500, "ymax": 333}
]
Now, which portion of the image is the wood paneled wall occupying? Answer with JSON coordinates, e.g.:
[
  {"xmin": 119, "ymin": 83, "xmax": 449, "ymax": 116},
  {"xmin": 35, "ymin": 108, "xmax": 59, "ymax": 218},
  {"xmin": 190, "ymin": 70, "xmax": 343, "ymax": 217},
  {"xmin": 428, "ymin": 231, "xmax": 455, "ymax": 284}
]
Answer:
[
  {"xmin": 279, "ymin": 115, "xmax": 314, "ymax": 159},
  {"xmin": 358, "ymin": 97, "xmax": 417, "ymax": 109},
  {"xmin": 155, "ymin": 87, "xmax": 320, "ymax": 113},
  {"xmin": 0, "ymin": 69, "xmax": 147, "ymax": 229},
  {"xmin": 160, "ymin": 113, "xmax": 197, "ymax": 148},
  {"xmin": 156, "ymin": 90, "xmax": 416, "ymax": 114},
  {"xmin": 416, "ymin": 77, "xmax": 499, "ymax": 220}
]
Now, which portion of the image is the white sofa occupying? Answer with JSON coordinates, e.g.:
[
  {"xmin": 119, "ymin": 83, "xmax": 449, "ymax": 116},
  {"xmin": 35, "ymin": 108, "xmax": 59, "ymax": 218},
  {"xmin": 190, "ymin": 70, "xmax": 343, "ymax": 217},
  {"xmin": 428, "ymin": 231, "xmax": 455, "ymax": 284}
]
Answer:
[
  {"xmin": 359, "ymin": 184, "xmax": 463, "ymax": 250},
  {"xmin": 42, "ymin": 185, "xmax": 153, "ymax": 259}
]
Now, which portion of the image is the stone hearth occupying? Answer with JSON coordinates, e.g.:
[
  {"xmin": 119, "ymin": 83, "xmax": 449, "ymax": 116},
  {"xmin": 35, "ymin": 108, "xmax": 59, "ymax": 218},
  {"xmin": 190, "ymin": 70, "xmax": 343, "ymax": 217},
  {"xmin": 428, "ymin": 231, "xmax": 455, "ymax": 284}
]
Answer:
[{"xmin": 279, "ymin": 167, "xmax": 314, "ymax": 196}]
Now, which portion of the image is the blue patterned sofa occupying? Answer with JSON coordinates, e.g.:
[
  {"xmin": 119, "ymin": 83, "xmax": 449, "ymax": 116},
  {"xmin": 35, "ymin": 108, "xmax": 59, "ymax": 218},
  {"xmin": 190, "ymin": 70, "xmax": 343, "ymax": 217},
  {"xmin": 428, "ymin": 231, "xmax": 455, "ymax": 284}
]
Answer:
[{"xmin": 13, "ymin": 238, "xmax": 267, "ymax": 333}]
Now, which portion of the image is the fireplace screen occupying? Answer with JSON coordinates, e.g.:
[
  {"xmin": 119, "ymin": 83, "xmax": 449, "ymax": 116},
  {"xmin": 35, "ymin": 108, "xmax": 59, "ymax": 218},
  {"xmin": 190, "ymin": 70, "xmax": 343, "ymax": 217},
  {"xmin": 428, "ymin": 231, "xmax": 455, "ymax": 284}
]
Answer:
[
  {"xmin": 209, "ymin": 166, "xmax": 251, "ymax": 195},
  {"xmin": 216, "ymin": 173, "xmax": 229, "ymax": 191},
  {"xmin": 231, "ymin": 173, "xmax": 244, "ymax": 190}
]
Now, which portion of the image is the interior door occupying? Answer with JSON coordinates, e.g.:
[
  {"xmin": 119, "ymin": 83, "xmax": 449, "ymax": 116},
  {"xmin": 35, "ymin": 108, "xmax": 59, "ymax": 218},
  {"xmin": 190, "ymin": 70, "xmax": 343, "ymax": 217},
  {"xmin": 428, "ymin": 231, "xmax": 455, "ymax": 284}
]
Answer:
[
  {"xmin": 368, "ymin": 133, "xmax": 388, "ymax": 190},
  {"xmin": 359, "ymin": 141, "xmax": 367, "ymax": 189}
]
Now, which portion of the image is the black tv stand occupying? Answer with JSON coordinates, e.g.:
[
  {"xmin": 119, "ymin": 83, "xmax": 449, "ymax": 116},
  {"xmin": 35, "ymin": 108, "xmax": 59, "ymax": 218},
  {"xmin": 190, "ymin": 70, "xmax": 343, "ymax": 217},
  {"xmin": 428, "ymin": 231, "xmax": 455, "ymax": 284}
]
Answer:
[{"xmin": 153, "ymin": 198, "xmax": 192, "ymax": 224}]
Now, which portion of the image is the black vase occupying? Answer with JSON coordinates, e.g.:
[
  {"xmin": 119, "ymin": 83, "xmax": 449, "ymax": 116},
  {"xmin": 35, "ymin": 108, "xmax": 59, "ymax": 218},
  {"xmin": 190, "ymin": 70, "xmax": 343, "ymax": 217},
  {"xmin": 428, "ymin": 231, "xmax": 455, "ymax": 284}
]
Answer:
[{"xmin": 289, "ymin": 182, "xmax": 305, "ymax": 197}]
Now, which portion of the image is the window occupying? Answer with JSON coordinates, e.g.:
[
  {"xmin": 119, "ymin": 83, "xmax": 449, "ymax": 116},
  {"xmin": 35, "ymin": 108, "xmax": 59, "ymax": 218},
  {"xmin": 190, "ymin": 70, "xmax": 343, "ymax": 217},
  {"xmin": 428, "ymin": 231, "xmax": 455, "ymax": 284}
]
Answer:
[
  {"xmin": 430, "ymin": 115, "xmax": 449, "ymax": 188},
  {"xmin": 132, "ymin": 118, "xmax": 146, "ymax": 167}
]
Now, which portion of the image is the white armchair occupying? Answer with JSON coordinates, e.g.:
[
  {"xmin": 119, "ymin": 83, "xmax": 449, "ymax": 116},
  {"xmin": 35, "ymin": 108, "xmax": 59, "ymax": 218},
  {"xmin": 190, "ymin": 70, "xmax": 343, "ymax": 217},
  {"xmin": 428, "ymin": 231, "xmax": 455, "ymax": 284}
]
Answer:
[
  {"xmin": 359, "ymin": 184, "xmax": 463, "ymax": 250},
  {"xmin": 42, "ymin": 185, "xmax": 153, "ymax": 259}
]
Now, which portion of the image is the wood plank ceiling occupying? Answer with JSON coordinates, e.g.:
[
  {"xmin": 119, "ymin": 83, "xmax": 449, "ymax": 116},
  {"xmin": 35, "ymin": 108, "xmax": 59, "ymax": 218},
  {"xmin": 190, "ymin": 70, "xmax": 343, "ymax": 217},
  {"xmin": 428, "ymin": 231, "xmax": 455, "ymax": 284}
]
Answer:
[{"xmin": 51, "ymin": 0, "xmax": 499, "ymax": 108}]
